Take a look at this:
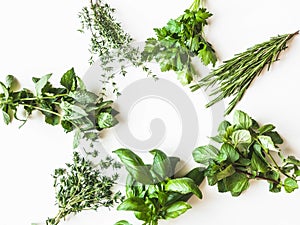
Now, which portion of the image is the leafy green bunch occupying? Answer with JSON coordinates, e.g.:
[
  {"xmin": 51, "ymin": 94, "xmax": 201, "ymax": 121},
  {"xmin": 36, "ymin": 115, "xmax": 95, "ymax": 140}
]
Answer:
[
  {"xmin": 79, "ymin": 0, "xmax": 153, "ymax": 96},
  {"xmin": 191, "ymin": 31, "xmax": 299, "ymax": 115},
  {"xmin": 0, "ymin": 68, "xmax": 117, "ymax": 148},
  {"xmin": 142, "ymin": 0, "xmax": 217, "ymax": 85},
  {"xmin": 193, "ymin": 110, "xmax": 300, "ymax": 196},
  {"xmin": 46, "ymin": 151, "xmax": 123, "ymax": 225},
  {"xmin": 114, "ymin": 149, "xmax": 204, "ymax": 225}
]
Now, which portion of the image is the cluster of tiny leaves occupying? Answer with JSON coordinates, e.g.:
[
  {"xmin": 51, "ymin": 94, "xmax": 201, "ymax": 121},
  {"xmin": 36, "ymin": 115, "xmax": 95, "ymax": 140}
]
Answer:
[{"xmin": 46, "ymin": 151, "xmax": 123, "ymax": 225}]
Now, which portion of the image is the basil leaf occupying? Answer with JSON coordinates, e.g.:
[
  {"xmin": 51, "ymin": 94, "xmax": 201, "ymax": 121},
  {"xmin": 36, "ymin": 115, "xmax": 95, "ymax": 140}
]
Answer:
[
  {"xmin": 113, "ymin": 149, "xmax": 153, "ymax": 184},
  {"xmin": 165, "ymin": 177, "xmax": 202, "ymax": 199},
  {"xmin": 69, "ymin": 90, "xmax": 98, "ymax": 104},
  {"xmin": 150, "ymin": 149, "xmax": 172, "ymax": 180},
  {"xmin": 164, "ymin": 201, "xmax": 192, "ymax": 219},
  {"xmin": 117, "ymin": 197, "xmax": 149, "ymax": 212},
  {"xmin": 0, "ymin": 81, "xmax": 9, "ymax": 99},
  {"xmin": 258, "ymin": 124, "xmax": 275, "ymax": 134},
  {"xmin": 114, "ymin": 221, "xmax": 133, "ymax": 225}
]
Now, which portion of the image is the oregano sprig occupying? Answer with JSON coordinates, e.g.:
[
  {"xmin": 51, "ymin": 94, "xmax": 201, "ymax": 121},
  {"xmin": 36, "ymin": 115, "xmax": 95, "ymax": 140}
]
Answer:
[
  {"xmin": 46, "ymin": 151, "xmax": 123, "ymax": 225},
  {"xmin": 0, "ymin": 68, "xmax": 118, "ymax": 148},
  {"xmin": 191, "ymin": 31, "xmax": 299, "ymax": 115},
  {"xmin": 193, "ymin": 110, "xmax": 300, "ymax": 196}
]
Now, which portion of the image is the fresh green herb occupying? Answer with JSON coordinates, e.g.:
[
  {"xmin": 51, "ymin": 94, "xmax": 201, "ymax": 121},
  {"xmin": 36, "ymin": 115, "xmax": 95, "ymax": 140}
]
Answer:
[
  {"xmin": 193, "ymin": 110, "xmax": 300, "ymax": 196},
  {"xmin": 114, "ymin": 149, "xmax": 204, "ymax": 225},
  {"xmin": 79, "ymin": 0, "xmax": 154, "ymax": 96},
  {"xmin": 191, "ymin": 31, "xmax": 299, "ymax": 115},
  {"xmin": 142, "ymin": 0, "xmax": 217, "ymax": 85},
  {"xmin": 46, "ymin": 151, "xmax": 123, "ymax": 225},
  {"xmin": 0, "ymin": 68, "xmax": 118, "ymax": 148}
]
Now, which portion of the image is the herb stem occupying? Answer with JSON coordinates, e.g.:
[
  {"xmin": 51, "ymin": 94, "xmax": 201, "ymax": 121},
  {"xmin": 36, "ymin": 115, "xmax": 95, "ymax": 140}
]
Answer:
[
  {"xmin": 235, "ymin": 168, "xmax": 281, "ymax": 185},
  {"xmin": 22, "ymin": 104, "xmax": 62, "ymax": 117}
]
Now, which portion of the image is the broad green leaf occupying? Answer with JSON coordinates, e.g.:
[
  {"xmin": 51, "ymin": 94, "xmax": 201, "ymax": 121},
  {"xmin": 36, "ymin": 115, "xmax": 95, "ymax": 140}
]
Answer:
[
  {"xmin": 69, "ymin": 90, "xmax": 97, "ymax": 104},
  {"xmin": 73, "ymin": 129, "xmax": 82, "ymax": 149},
  {"xmin": 114, "ymin": 220, "xmax": 133, "ymax": 225},
  {"xmin": 251, "ymin": 151, "xmax": 268, "ymax": 173},
  {"xmin": 218, "ymin": 120, "xmax": 231, "ymax": 135},
  {"xmin": 285, "ymin": 156, "xmax": 300, "ymax": 166},
  {"xmin": 0, "ymin": 81, "xmax": 9, "ymax": 99},
  {"xmin": 264, "ymin": 131, "xmax": 283, "ymax": 144},
  {"xmin": 284, "ymin": 178, "xmax": 298, "ymax": 193},
  {"xmin": 193, "ymin": 145, "xmax": 219, "ymax": 166},
  {"xmin": 61, "ymin": 101, "xmax": 88, "ymax": 120},
  {"xmin": 60, "ymin": 68, "xmax": 76, "ymax": 91},
  {"xmin": 61, "ymin": 120, "xmax": 74, "ymax": 133},
  {"xmin": 216, "ymin": 164, "xmax": 236, "ymax": 181},
  {"xmin": 98, "ymin": 112, "xmax": 118, "ymax": 129},
  {"xmin": 164, "ymin": 201, "xmax": 191, "ymax": 219},
  {"xmin": 169, "ymin": 156, "xmax": 180, "ymax": 177},
  {"xmin": 258, "ymin": 124, "xmax": 275, "ymax": 134},
  {"xmin": 125, "ymin": 174, "xmax": 145, "ymax": 198},
  {"xmin": 233, "ymin": 110, "xmax": 252, "ymax": 129},
  {"xmin": 165, "ymin": 177, "xmax": 202, "ymax": 199},
  {"xmin": 220, "ymin": 143, "xmax": 239, "ymax": 163},
  {"xmin": 150, "ymin": 149, "xmax": 171, "ymax": 180},
  {"xmin": 113, "ymin": 149, "xmax": 153, "ymax": 184},
  {"xmin": 258, "ymin": 135, "xmax": 277, "ymax": 152},
  {"xmin": 35, "ymin": 74, "xmax": 52, "ymax": 96},
  {"xmin": 226, "ymin": 173, "xmax": 249, "ymax": 196},
  {"xmin": 5, "ymin": 75, "xmax": 18, "ymax": 89},
  {"xmin": 45, "ymin": 114, "xmax": 60, "ymax": 126},
  {"xmin": 266, "ymin": 171, "xmax": 281, "ymax": 193},
  {"xmin": 2, "ymin": 110, "xmax": 11, "ymax": 125},
  {"xmin": 117, "ymin": 197, "xmax": 149, "ymax": 212},
  {"xmin": 231, "ymin": 130, "xmax": 251, "ymax": 145},
  {"xmin": 75, "ymin": 76, "xmax": 86, "ymax": 90}
]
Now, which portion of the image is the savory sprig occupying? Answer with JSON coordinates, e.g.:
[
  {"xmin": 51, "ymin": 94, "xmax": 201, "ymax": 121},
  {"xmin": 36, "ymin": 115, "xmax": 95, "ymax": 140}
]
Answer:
[
  {"xmin": 114, "ymin": 149, "xmax": 204, "ymax": 225},
  {"xmin": 0, "ymin": 68, "xmax": 118, "ymax": 148},
  {"xmin": 142, "ymin": 0, "xmax": 217, "ymax": 85},
  {"xmin": 46, "ymin": 151, "xmax": 123, "ymax": 225},
  {"xmin": 193, "ymin": 110, "xmax": 300, "ymax": 196},
  {"xmin": 78, "ymin": 0, "xmax": 154, "ymax": 96},
  {"xmin": 191, "ymin": 31, "xmax": 299, "ymax": 115}
]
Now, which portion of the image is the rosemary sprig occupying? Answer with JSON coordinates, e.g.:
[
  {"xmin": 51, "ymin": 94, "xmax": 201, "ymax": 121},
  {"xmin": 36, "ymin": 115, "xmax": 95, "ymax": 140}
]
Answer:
[
  {"xmin": 46, "ymin": 151, "xmax": 123, "ymax": 225},
  {"xmin": 191, "ymin": 31, "xmax": 299, "ymax": 115}
]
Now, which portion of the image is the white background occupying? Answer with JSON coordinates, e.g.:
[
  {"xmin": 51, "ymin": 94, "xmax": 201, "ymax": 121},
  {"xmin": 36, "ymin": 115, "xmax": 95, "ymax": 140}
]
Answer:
[{"xmin": 1, "ymin": 0, "xmax": 300, "ymax": 225}]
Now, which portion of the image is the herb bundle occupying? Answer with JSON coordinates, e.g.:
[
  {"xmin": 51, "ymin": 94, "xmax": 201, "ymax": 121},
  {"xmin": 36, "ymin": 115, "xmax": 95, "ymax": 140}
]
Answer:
[
  {"xmin": 142, "ymin": 0, "xmax": 217, "ymax": 85},
  {"xmin": 0, "ymin": 68, "xmax": 117, "ymax": 148},
  {"xmin": 79, "ymin": 0, "xmax": 153, "ymax": 96},
  {"xmin": 193, "ymin": 110, "xmax": 300, "ymax": 196},
  {"xmin": 46, "ymin": 151, "xmax": 123, "ymax": 225},
  {"xmin": 191, "ymin": 31, "xmax": 299, "ymax": 115},
  {"xmin": 114, "ymin": 149, "xmax": 204, "ymax": 225}
]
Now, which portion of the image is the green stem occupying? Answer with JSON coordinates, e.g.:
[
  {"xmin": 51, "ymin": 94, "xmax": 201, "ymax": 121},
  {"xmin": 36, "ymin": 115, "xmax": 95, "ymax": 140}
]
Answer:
[
  {"xmin": 22, "ymin": 104, "xmax": 61, "ymax": 117},
  {"xmin": 190, "ymin": 0, "xmax": 203, "ymax": 11},
  {"xmin": 20, "ymin": 93, "xmax": 67, "ymax": 102},
  {"xmin": 235, "ymin": 168, "xmax": 281, "ymax": 185},
  {"xmin": 266, "ymin": 152, "xmax": 292, "ymax": 179}
]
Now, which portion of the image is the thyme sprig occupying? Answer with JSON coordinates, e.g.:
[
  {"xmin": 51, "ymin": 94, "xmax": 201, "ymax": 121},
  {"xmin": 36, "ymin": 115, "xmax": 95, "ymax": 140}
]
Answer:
[
  {"xmin": 191, "ymin": 31, "xmax": 299, "ymax": 115},
  {"xmin": 79, "ymin": 0, "xmax": 154, "ymax": 96},
  {"xmin": 46, "ymin": 151, "xmax": 123, "ymax": 225}
]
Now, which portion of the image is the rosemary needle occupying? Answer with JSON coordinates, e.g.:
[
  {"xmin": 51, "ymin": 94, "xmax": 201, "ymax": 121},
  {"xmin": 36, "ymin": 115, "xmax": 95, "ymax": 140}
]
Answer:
[{"xmin": 191, "ymin": 31, "xmax": 299, "ymax": 115}]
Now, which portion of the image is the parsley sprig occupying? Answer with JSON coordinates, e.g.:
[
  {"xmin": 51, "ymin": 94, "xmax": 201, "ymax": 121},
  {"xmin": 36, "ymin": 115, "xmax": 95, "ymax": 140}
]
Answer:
[
  {"xmin": 0, "ymin": 68, "xmax": 118, "ymax": 148},
  {"xmin": 142, "ymin": 0, "xmax": 217, "ymax": 85}
]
